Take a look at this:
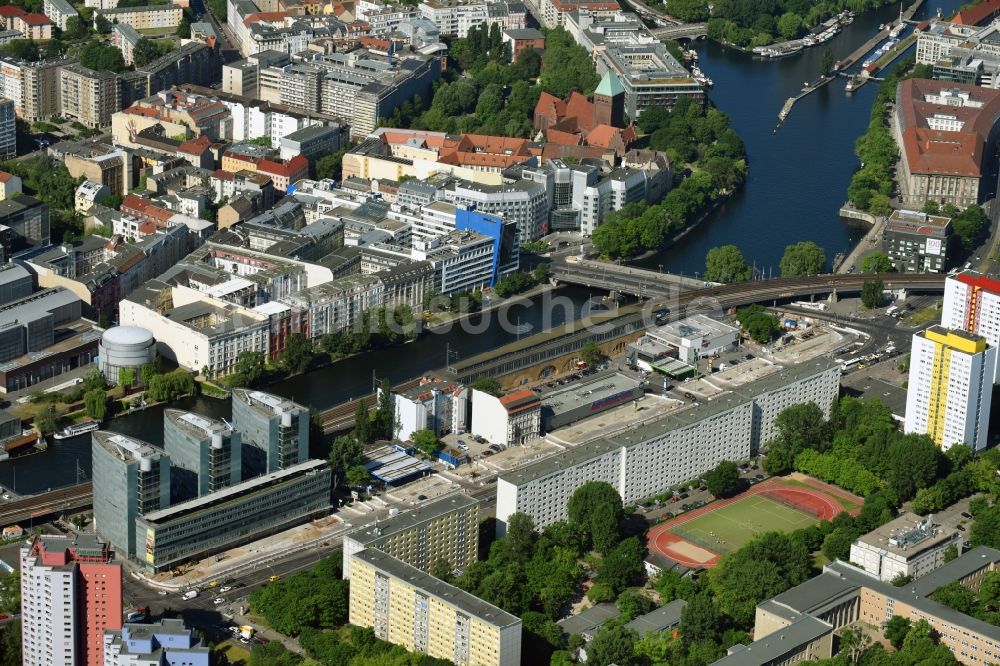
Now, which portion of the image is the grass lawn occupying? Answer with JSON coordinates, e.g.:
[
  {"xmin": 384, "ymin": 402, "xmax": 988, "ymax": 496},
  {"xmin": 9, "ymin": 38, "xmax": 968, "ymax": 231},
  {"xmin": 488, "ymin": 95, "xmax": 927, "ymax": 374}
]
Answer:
[
  {"xmin": 215, "ymin": 642, "xmax": 251, "ymax": 665},
  {"xmin": 904, "ymin": 305, "xmax": 942, "ymax": 327},
  {"xmin": 138, "ymin": 26, "xmax": 179, "ymax": 36},
  {"xmin": 670, "ymin": 495, "xmax": 817, "ymax": 555}
]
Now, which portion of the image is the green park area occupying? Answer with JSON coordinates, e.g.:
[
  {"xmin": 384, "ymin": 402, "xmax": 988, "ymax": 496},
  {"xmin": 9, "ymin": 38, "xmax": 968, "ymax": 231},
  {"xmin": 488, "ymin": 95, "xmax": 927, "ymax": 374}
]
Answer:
[{"xmin": 671, "ymin": 495, "xmax": 818, "ymax": 555}]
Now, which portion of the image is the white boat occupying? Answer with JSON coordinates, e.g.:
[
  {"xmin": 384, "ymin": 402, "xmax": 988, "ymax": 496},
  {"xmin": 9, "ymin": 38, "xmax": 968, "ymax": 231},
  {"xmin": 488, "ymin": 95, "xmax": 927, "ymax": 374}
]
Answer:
[{"xmin": 52, "ymin": 420, "xmax": 100, "ymax": 440}]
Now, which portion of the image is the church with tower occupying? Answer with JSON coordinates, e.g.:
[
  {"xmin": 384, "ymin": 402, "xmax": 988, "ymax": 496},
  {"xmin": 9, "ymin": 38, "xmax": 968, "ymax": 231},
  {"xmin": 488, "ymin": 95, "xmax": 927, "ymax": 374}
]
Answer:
[{"xmin": 533, "ymin": 70, "xmax": 637, "ymax": 160}]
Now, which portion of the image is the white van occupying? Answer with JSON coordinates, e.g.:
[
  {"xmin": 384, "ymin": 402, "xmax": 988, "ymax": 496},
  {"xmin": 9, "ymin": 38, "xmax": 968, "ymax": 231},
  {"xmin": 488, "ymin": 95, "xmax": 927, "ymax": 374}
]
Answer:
[{"xmin": 182, "ymin": 590, "xmax": 198, "ymax": 600}]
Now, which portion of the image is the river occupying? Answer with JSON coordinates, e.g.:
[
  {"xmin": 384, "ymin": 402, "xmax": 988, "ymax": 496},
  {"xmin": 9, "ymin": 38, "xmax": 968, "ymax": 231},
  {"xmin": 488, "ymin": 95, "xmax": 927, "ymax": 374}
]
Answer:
[
  {"xmin": 643, "ymin": 0, "xmax": 968, "ymax": 276},
  {"xmin": 1, "ymin": 286, "xmax": 602, "ymax": 494},
  {"xmin": 3, "ymin": 1, "xmax": 974, "ymax": 493}
]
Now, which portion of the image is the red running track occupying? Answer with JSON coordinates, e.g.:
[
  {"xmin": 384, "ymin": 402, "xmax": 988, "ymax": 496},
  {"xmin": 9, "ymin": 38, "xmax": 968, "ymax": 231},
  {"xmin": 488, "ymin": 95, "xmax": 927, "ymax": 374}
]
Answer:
[{"xmin": 646, "ymin": 477, "xmax": 859, "ymax": 569}]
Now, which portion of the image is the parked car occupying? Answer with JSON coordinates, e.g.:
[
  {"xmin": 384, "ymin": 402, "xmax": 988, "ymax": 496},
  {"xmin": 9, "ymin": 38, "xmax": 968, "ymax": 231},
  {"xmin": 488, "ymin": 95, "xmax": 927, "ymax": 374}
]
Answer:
[{"xmin": 961, "ymin": 511, "xmax": 972, "ymax": 519}]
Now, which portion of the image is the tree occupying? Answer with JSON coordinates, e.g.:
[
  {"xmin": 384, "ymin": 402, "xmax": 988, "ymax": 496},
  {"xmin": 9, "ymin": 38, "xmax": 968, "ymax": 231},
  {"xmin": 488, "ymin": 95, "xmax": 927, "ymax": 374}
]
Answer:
[
  {"xmin": 34, "ymin": 406, "xmax": 57, "ymax": 435},
  {"xmin": 705, "ymin": 460, "xmax": 741, "ymax": 498},
  {"xmin": 885, "ymin": 615, "xmax": 911, "ymax": 649},
  {"xmin": 735, "ymin": 304, "xmax": 781, "ymax": 343},
  {"xmin": 80, "ymin": 42, "xmax": 125, "ymax": 73},
  {"xmin": 580, "ymin": 340, "xmax": 603, "ymax": 367},
  {"xmin": 774, "ymin": 402, "xmax": 830, "ymax": 453},
  {"xmin": 777, "ymin": 12, "xmax": 802, "ymax": 39},
  {"xmin": 616, "ymin": 590, "xmax": 654, "ymax": 622},
  {"xmin": 597, "ymin": 537, "xmax": 645, "ymax": 593},
  {"xmin": 680, "ymin": 592, "xmax": 720, "ymax": 645},
  {"xmin": 588, "ymin": 623, "xmax": 639, "ymax": 666},
  {"xmin": 820, "ymin": 47, "xmax": 834, "ymax": 76},
  {"xmin": 705, "ymin": 245, "xmax": 751, "ymax": 284},
  {"xmin": 568, "ymin": 481, "xmax": 623, "ymax": 554},
  {"xmin": 861, "ymin": 252, "xmax": 893, "ymax": 273},
  {"xmin": 345, "ymin": 465, "xmax": 371, "ymax": 488},
  {"xmin": 411, "ymin": 429, "xmax": 441, "ymax": 458},
  {"xmin": 505, "ymin": 512, "xmax": 538, "ymax": 563},
  {"xmin": 132, "ymin": 38, "xmax": 161, "ymax": 67},
  {"xmin": 0, "ymin": 622, "xmax": 20, "ymax": 666},
  {"xmin": 840, "ymin": 626, "xmax": 873, "ymax": 665},
  {"xmin": 431, "ymin": 558, "xmax": 453, "ymax": 581},
  {"xmin": 861, "ymin": 279, "xmax": 884, "ymax": 309},
  {"xmin": 248, "ymin": 641, "xmax": 303, "ymax": 666},
  {"xmin": 329, "ymin": 435, "xmax": 363, "ymax": 486},
  {"xmin": 709, "ymin": 532, "xmax": 811, "ymax": 626},
  {"xmin": 84, "ymin": 388, "xmax": 107, "ymax": 420},
  {"xmin": 117, "ymin": 367, "xmax": 134, "ymax": 389},
  {"xmin": 952, "ymin": 204, "xmax": 988, "ymax": 251},
  {"xmin": 471, "ymin": 376, "xmax": 502, "ymax": 396},
  {"xmin": 779, "ymin": 241, "xmax": 826, "ymax": 277},
  {"xmin": 140, "ymin": 362, "xmax": 157, "ymax": 386},
  {"xmin": 943, "ymin": 543, "xmax": 959, "ymax": 563},
  {"xmin": 352, "ymin": 402, "xmax": 372, "ymax": 445},
  {"xmin": 373, "ymin": 378, "xmax": 398, "ymax": 441},
  {"xmin": 278, "ymin": 333, "xmax": 314, "ymax": 375},
  {"xmin": 315, "ymin": 146, "xmax": 350, "ymax": 181},
  {"xmin": 228, "ymin": 351, "xmax": 266, "ymax": 387}
]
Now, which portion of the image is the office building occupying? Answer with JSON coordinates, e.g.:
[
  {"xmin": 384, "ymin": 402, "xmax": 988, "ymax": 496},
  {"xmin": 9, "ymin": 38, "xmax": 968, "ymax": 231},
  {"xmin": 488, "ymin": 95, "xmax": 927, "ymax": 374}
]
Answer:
[
  {"xmin": 885, "ymin": 209, "xmax": 952, "ymax": 273},
  {"xmin": 904, "ymin": 326, "xmax": 996, "ymax": 450},
  {"xmin": 626, "ymin": 314, "xmax": 739, "ymax": 368},
  {"xmin": 849, "ymin": 512, "xmax": 964, "ymax": 582},
  {"xmin": 394, "ymin": 378, "xmax": 469, "ymax": 442},
  {"xmin": 135, "ymin": 459, "xmax": 330, "ymax": 571},
  {"xmin": 497, "ymin": 358, "xmax": 840, "ymax": 531},
  {"xmin": 279, "ymin": 123, "xmax": 346, "ymax": 162},
  {"xmin": 20, "ymin": 533, "xmax": 122, "ymax": 666},
  {"xmin": 98, "ymin": 325, "xmax": 156, "ymax": 385},
  {"xmin": 92, "ymin": 431, "xmax": 170, "ymax": 559},
  {"xmin": 0, "ymin": 194, "xmax": 49, "ymax": 250},
  {"xmin": 349, "ymin": 548, "xmax": 522, "ymax": 666},
  {"xmin": 59, "ymin": 64, "xmax": 121, "ymax": 129},
  {"xmin": 593, "ymin": 42, "xmax": 704, "ymax": 118},
  {"xmin": 472, "ymin": 388, "xmax": 541, "ymax": 446},
  {"xmin": 252, "ymin": 48, "xmax": 440, "ymax": 139},
  {"xmin": 103, "ymin": 619, "xmax": 209, "ymax": 666},
  {"xmin": 0, "ymin": 98, "xmax": 12, "ymax": 159},
  {"xmin": 418, "ymin": 0, "xmax": 525, "ymax": 37},
  {"xmin": 942, "ymin": 270, "xmax": 1000, "ymax": 382},
  {"xmin": 163, "ymin": 409, "xmax": 242, "ymax": 501},
  {"xmin": 539, "ymin": 370, "xmax": 643, "ymax": 431},
  {"xmin": 892, "ymin": 79, "xmax": 1000, "ymax": 208},
  {"xmin": 119, "ymin": 282, "xmax": 270, "ymax": 377},
  {"xmin": 231, "ymin": 388, "xmax": 309, "ymax": 477},
  {"xmin": 717, "ymin": 548, "xmax": 1000, "ymax": 666},
  {"xmin": 342, "ymin": 493, "xmax": 479, "ymax": 578},
  {"xmin": 538, "ymin": 0, "xmax": 618, "ymax": 28}
]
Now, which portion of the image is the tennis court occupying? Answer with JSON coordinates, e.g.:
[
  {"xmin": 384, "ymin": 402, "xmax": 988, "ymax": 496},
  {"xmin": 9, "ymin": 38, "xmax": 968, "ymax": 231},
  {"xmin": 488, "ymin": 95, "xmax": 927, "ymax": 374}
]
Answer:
[{"xmin": 670, "ymin": 494, "xmax": 817, "ymax": 555}]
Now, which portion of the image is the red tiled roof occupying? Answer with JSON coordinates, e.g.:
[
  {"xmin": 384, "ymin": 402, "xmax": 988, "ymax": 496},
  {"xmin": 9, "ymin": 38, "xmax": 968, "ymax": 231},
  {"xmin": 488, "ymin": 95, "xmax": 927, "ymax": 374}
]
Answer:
[
  {"xmin": 122, "ymin": 194, "xmax": 154, "ymax": 211},
  {"xmin": 534, "ymin": 91, "xmax": 566, "ymax": 119},
  {"xmin": 258, "ymin": 154, "xmax": 308, "ymax": 177},
  {"xmin": 19, "ymin": 13, "xmax": 52, "ymax": 25},
  {"xmin": 211, "ymin": 169, "xmax": 235, "ymax": 181},
  {"xmin": 954, "ymin": 0, "xmax": 1000, "ymax": 25},
  {"xmin": 243, "ymin": 10, "xmax": 290, "ymax": 25},
  {"xmin": 499, "ymin": 389, "xmax": 540, "ymax": 414},
  {"xmin": 897, "ymin": 79, "xmax": 1000, "ymax": 178},
  {"xmin": 178, "ymin": 135, "xmax": 211, "ymax": 155},
  {"xmin": 0, "ymin": 171, "xmax": 13, "ymax": 183},
  {"xmin": 0, "ymin": 6, "xmax": 24, "ymax": 17}
]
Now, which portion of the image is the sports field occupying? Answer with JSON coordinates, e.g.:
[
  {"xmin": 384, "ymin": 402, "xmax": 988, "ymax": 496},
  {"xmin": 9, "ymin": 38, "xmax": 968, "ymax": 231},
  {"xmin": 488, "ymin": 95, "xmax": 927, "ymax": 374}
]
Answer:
[
  {"xmin": 646, "ymin": 476, "xmax": 859, "ymax": 568},
  {"xmin": 670, "ymin": 494, "xmax": 816, "ymax": 555}
]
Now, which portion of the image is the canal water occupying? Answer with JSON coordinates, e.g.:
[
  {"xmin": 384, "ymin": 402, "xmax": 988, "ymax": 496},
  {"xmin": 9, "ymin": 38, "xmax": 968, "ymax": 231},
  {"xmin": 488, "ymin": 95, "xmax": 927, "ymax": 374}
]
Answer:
[
  {"xmin": 2, "ymin": 286, "xmax": 601, "ymax": 493},
  {"xmin": 643, "ymin": 0, "xmax": 968, "ymax": 276}
]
